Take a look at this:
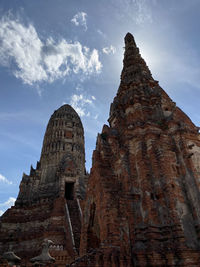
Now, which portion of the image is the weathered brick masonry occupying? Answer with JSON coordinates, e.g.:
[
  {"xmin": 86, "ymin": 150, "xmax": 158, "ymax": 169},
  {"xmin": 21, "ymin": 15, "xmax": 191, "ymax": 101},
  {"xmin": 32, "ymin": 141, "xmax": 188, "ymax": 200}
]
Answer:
[{"xmin": 70, "ymin": 33, "xmax": 200, "ymax": 266}]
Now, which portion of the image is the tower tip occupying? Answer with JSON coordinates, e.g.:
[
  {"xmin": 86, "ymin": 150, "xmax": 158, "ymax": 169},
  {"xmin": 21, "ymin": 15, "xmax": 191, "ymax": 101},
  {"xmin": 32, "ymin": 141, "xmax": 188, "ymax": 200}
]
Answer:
[{"xmin": 124, "ymin": 32, "xmax": 136, "ymax": 46}]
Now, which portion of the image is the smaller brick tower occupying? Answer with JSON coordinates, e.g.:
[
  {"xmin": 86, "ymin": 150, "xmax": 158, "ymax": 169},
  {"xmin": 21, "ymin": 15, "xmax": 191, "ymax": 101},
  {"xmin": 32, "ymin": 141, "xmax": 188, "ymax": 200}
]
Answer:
[{"xmin": 0, "ymin": 104, "xmax": 87, "ymax": 267}]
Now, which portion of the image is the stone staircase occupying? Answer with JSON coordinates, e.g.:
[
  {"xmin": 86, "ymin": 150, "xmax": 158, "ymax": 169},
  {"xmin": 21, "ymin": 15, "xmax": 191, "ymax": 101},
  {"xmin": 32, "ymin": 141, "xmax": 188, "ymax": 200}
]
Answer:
[{"xmin": 66, "ymin": 199, "xmax": 82, "ymax": 253}]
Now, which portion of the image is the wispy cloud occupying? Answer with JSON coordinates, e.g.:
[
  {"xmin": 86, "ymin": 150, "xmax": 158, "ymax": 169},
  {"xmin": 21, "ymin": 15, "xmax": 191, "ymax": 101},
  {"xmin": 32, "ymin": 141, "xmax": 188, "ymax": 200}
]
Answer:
[
  {"xmin": 0, "ymin": 173, "xmax": 12, "ymax": 185},
  {"xmin": 102, "ymin": 45, "xmax": 116, "ymax": 55},
  {"xmin": 0, "ymin": 197, "xmax": 16, "ymax": 216},
  {"xmin": 71, "ymin": 12, "xmax": 88, "ymax": 31},
  {"xmin": 0, "ymin": 15, "xmax": 102, "ymax": 86},
  {"xmin": 133, "ymin": 0, "xmax": 153, "ymax": 25},
  {"xmin": 112, "ymin": 0, "xmax": 153, "ymax": 25},
  {"xmin": 97, "ymin": 29, "xmax": 106, "ymax": 38},
  {"xmin": 70, "ymin": 94, "xmax": 96, "ymax": 117}
]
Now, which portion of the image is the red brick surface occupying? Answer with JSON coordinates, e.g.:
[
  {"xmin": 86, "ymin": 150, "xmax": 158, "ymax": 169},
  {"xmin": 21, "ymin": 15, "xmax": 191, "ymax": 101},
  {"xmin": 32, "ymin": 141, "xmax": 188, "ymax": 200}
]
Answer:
[{"xmin": 70, "ymin": 33, "xmax": 200, "ymax": 266}]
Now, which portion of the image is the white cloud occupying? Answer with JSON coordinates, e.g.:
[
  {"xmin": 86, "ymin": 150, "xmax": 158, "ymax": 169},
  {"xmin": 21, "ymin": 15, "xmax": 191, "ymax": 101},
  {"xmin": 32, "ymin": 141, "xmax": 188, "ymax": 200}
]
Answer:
[
  {"xmin": 0, "ymin": 15, "xmax": 102, "ymax": 86},
  {"xmin": 87, "ymin": 49, "xmax": 102, "ymax": 73},
  {"xmin": 0, "ymin": 197, "xmax": 16, "ymax": 216},
  {"xmin": 70, "ymin": 94, "xmax": 95, "ymax": 117},
  {"xmin": 43, "ymin": 39, "xmax": 102, "ymax": 79},
  {"xmin": 0, "ymin": 173, "xmax": 12, "ymax": 185},
  {"xmin": 102, "ymin": 45, "xmax": 116, "ymax": 55},
  {"xmin": 71, "ymin": 12, "xmax": 88, "ymax": 31},
  {"xmin": 0, "ymin": 16, "xmax": 46, "ymax": 84}
]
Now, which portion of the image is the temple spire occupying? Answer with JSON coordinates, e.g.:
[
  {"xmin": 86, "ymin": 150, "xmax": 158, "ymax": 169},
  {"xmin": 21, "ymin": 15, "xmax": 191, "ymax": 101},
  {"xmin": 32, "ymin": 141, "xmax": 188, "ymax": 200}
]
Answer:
[
  {"xmin": 124, "ymin": 32, "xmax": 136, "ymax": 47},
  {"xmin": 120, "ymin": 32, "xmax": 152, "ymax": 85}
]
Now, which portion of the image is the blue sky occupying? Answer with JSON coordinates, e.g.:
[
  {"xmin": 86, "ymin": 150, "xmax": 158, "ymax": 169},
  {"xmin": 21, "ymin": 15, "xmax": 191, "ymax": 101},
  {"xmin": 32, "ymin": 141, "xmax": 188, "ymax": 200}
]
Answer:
[{"xmin": 1, "ymin": 0, "xmax": 200, "ymax": 215}]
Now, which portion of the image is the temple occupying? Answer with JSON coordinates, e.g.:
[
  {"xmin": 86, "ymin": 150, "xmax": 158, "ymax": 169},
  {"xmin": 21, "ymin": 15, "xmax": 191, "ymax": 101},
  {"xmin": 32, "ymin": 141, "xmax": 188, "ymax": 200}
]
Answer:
[{"xmin": 1, "ymin": 33, "xmax": 200, "ymax": 266}]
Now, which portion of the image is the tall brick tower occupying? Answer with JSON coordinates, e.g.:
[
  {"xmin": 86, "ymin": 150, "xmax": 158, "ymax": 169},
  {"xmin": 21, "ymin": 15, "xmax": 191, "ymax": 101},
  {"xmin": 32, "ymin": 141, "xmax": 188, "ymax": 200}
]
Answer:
[
  {"xmin": 0, "ymin": 104, "xmax": 87, "ymax": 266},
  {"xmin": 70, "ymin": 33, "xmax": 200, "ymax": 266}
]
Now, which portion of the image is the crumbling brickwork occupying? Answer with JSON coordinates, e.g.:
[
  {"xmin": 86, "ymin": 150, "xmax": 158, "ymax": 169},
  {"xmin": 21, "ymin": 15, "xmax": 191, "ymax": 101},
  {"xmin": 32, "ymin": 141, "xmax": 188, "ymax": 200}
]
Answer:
[{"xmin": 70, "ymin": 33, "xmax": 200, "ymax": 266}]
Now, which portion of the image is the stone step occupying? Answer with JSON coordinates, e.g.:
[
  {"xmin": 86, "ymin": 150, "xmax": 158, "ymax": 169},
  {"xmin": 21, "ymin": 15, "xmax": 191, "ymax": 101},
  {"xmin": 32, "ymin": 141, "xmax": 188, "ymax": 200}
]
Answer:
[{"xmin": 67, "ymin": 199, "xmax": 82, "ymax": 252}]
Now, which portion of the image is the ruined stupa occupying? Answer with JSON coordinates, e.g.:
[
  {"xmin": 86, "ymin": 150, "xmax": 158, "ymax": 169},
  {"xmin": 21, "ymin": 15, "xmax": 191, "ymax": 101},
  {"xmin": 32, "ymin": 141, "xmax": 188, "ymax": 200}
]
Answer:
[
  {"xmin": 69, "ymin": 33, "xmax": 200, "ymax": 266},
  {"xmin": 0, "ymin": 104, "xmax": 88, "ymax": 267}
]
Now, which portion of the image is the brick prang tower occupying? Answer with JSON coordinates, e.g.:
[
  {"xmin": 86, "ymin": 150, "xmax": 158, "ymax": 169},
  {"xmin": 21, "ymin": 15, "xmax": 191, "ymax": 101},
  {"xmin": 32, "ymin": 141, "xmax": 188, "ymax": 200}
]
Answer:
[
  {"xmin": 0, "ymin": 104, "xmax": 87, "ymax": 266},
  {"xmin": 70, "ymin": 33, "xmax": 200, "ymax": 266}
]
